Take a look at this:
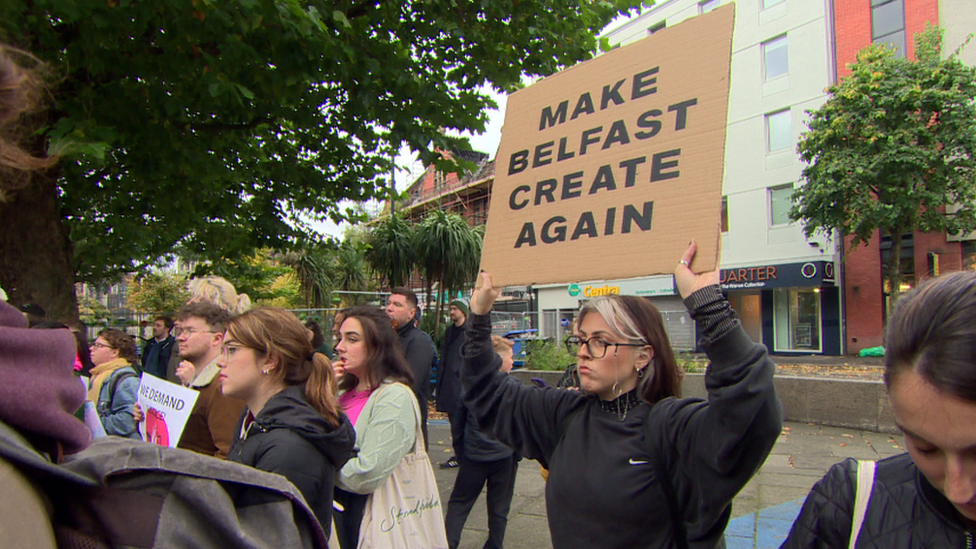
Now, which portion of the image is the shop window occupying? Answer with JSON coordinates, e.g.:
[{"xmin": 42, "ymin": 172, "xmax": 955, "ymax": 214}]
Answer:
[
  {"xmin": 871, "ymin": 0, "xmax": 906, "ymax": 58},
  {"xmin": 880, "ymin": 232, "xmax": 915, "ymax": 318},
  {"xmin": 763, "ymin": 35, "xmax": 788, "ymax": 80},
  {"xmin": 963, "ymin": 241, "xmax": 976, "ymax": 271},
  {"xmin": 773, "ymin": 288, "xmax": 821, "ymax": 352},
  {"xmin": 766, "ymin": 109, "xmax": 792, "ymax": 152},
  {"xmin": 769, "ymin": 184, "xmax": 793, "ymax": 226}
]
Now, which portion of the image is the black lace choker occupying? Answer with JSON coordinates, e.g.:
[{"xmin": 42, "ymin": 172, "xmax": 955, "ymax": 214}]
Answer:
[{"xmin": 600, "ymin": 388, "xmax": 643, "ymax": 420}]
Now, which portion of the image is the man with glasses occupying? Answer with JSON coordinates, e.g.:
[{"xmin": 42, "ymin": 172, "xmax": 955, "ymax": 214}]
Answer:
[{"xmin": 172, "ymin": 302, "xmax": 244, "ymax": 459}]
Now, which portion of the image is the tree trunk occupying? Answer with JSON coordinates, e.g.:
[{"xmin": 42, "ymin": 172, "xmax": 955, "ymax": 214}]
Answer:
[{"xmin": 0, "ymin": 173, "xmax": 80, "ymax": 324}]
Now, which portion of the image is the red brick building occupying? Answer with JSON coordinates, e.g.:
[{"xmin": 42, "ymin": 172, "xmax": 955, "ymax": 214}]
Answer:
[
  {"xmin": 833, "ymin": 0, "xmax": 976, "ymax": 352},
  {"xmin": 400, "ymin": 151, "xmax": 494, "ymax": 227}
]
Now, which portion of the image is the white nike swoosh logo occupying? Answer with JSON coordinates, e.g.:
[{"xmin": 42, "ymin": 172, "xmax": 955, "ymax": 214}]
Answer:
[{"xmin": 628, "ymin": 458, "xmax": 649, "ymax": 465}]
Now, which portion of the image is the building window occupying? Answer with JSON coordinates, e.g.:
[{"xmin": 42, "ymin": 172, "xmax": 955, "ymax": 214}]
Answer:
[
  {"xmin": 721, "ymin": 196, "xmax": 729, "ymax": 233},
  {"xmin": 699, "ymin": 0, "xmax": 721, "ymax": 14},
  {"xmin": 773, "ymin": 288, "xmax": 822, "ymax": 352},
  {"xmin": 762, "ymin": 36, "xmax": 788, "ymax": 80},
  {"xmin": 871, "ymin": 0, "xmax": 906, "ymax": 58},
  {"xmin": 880, "ymin": 232, "xmax": 915, "ymax": 318},
  {"xmin": 766, "ymin": 109, "xmax": 792, "ymax": 152},
  {"xmin": 762, "ymin": 0, "xmax": 785, "ymax": 8},
  {"xmin": 647, "ymin": 21, "xmax": 666, "ymax": 35},
  {"xmin": 769, "ymin": 184, "xmax": 793, "ymax": 226}
]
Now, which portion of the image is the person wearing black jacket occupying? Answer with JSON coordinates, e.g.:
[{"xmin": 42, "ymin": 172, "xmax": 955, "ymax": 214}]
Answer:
[
  {"xmin": 437, "ymin": 299, "xmax": 468, "ymax": 469},
  {"xmin": 462, "ymin": 242, "xmax": 782, "ymax": 549},
  {"xmin": 220, "ymin": 307, "xmax": 356, "ymax": 537},
  {"xmin": 783, "ymin": 272, "xmax": 976, "ymax": 548},
  {"xmin": 445, "ymin": 335, "xmax": 518, "ymax": 549},
  {"xmin": 142, "ymin": 315, "xmax": 176, "ymax": 379},
  {"xmin": 387, "ymin": 287, "xmax": 437, "ymax": 449}
]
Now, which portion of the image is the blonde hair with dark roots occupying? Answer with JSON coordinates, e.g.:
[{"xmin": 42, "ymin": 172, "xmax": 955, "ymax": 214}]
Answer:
[
  {"xmin": 0, "ymin": 45, "xmax": 56, "ymax": 199},
  {"xmin": 576, "ymin": 295, "xmax": 682, "ymax": 404},
  {"xmin": 225, "ymin": 308, "xmax": 341, "ymax": 428}
]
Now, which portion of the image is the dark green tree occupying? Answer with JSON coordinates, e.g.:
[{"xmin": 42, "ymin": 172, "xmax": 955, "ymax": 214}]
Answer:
[
  {"xmin": 365, "ymin": 212, "xmax": 416, "ymax": 289},
  {"xmin": 281, "ymin": 247, "xmax": 334, "ymax": 309},
  {"xmin": 791, "ymin": 26, "xmax": 976, "ymax": 305},
  {"xmin": 327, "ymin": 241, "xmax": 372, "ymax": 304},
  {"xmin": 413, "ymin": 210, "xmax": 482, "ymax": 334},
  {"xmin": 0, "ymin": 0, "xmax": 642, "ymax": 322}
]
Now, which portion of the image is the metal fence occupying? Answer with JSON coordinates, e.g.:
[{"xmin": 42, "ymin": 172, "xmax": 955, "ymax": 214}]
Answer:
[
  {"xmin": 82, "ymin": 308, "xmax": 346, "ymax": 347},
  {"xmin": 489, "ymin": 311, "xmax": 539, "ymax": 336},
  {"xmin": 85, "ymin": 304, "xmax": 696, "ymax": 353}
]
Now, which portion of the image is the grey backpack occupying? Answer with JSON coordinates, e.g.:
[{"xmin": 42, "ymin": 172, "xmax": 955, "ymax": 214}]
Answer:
[{"xmin": 0, "ymin": 428, "xmax": 328, "ymax": 549}]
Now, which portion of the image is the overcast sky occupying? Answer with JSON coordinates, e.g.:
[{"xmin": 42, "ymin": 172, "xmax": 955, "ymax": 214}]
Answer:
[{"xmin": 310, "ymin": 89, "xmax": 509, "ymax": 239}]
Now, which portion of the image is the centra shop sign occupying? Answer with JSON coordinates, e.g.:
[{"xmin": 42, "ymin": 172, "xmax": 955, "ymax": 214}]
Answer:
[{"xmin": 567, "ymin": 284, "xmax": 621, "ymax": 297}]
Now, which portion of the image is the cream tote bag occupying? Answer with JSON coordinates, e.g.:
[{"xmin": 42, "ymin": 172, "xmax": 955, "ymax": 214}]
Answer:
[{"xmin": 358, "ymin": 383, "xmax": 448, "ymax": 549}]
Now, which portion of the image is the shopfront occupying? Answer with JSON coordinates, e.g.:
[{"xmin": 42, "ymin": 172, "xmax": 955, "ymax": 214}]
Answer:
[
  {"xmin": 721, "ymin": 260, "xmax": 841, "ymax": 355},
  {"xmin": 535, "ymin": 275, "xmax": 696, "ymax": 352}
]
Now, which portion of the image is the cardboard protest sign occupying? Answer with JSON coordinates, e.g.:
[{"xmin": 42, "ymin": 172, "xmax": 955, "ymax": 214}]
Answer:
[
  {"xmin": 137, "ymin": 374, "xmax": 199, "ymax": 448},
  {"xmin": 480, "ymin": 4, "xmax": 734, "ymax": 286}
]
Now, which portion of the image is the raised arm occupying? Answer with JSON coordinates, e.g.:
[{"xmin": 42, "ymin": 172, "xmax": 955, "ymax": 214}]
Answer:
[
  {"xmin": 461, "ymin": 273, "xmax": 583, "ymax": 466},
  {"xmin": 650, "ymin": 241, "xmax": 783, "ymax": 543}
]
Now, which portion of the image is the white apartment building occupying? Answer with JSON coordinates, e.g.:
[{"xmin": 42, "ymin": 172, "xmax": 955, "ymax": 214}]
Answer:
[{"xmin": 535, "ymin": 0, "xmax": 844, "ymax": 354}]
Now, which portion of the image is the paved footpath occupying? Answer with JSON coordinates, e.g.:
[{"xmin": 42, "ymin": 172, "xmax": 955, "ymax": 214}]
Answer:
[{"xmin": 428, "ymin": 420, "xmax": 906, "ymax": 549}]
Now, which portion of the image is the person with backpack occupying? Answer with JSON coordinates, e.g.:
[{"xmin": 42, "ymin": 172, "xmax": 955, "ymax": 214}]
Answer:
[
  {"xmin": 782, "ymin": 271, "xmax": 976, "ymax": 548},
  {"xmin": 220, "ymin": 308, "xmax": 356, "ymax": 537},
  {"xmin": 88, "ymin": 328, "xmax": 141, "ymax": 439},
  {"xmin": 462, "ymin": 242, "xmax": 782, "ymax": 549}
]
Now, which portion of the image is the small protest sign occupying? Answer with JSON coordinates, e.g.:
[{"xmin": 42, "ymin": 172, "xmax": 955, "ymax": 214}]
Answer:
[
  {"xmin": 137, "ymin": 374, "xmax": 199, "ymax": 448},
  {"xmin": 480, "ymin": 4, "xmax": 735, "ymax": 286}
]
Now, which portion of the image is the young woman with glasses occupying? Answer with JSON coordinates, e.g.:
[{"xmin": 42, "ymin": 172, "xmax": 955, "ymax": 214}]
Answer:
[
  {"xmin": 218, "ymin": 307, "xmax": 356, "ymax": 538},
  {"xmin": 88, "ymin": 329, "xmax": 141, "ymax": 438},
  {"xmin": 463, "ymin": 242, "xmax": 782, "ymax": 549}
]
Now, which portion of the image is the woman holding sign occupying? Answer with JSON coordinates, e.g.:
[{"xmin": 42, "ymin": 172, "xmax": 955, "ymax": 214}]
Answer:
[
  {"xmin": 463, "ymin": 242, "xmax": 782, "ymax": 548},
  {"xmin": 219, "ymin": 308, "xmax": 356, "ymax": 536}
]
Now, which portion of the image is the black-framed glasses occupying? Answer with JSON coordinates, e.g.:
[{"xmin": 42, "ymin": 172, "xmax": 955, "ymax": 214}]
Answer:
[{"xmin": 565, "ymin": 335, "xmax": 645, "ymax": 358}]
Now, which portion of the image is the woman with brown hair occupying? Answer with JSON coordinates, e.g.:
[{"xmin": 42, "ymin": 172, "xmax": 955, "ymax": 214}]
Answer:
[
  {"xmin": 219, "ymin": 307, "xmax": 356, "ymax": 536},
  {"xmin": 330, "ymin": 304, "xmax": 419, "ymax": 549},
  {"xmin": 464, "ymin": 242, "xmax": 782, "ymax": 548},
  {"xmin": 88, "ymin": 328, "xmax": 140, "ymax": 439}
]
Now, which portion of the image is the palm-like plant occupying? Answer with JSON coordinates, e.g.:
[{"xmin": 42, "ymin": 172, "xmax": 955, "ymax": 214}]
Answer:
[
  {"xmin": 280, "ymin": 248, "xmax": 333, "ymax": 309},
  {"xmin": 414, "ymin": 210, "xmax": 483, "ymax": 334},
  {"xmin": 329, "ymin": 241, "xmax": 373, "ymax": 304},
  {"xmin": 365, "ymin": 213, "xmax": 416, "ymax": 289}
]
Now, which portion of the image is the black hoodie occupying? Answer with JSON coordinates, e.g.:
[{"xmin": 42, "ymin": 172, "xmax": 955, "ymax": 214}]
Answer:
[{"xmin": 228, "ymin": 384, "xmax": 356, "ymax": 536}]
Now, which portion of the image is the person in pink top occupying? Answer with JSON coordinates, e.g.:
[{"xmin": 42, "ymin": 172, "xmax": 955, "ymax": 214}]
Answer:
[{"xmin": 331, "ymin": 305, "xmax": 417, "ymax": 549}]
